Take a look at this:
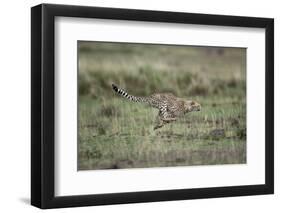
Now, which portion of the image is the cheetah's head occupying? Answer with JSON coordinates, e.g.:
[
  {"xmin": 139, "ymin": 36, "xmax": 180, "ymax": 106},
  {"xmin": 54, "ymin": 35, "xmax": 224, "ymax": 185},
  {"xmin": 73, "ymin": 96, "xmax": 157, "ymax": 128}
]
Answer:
[{"xmin": 184, "ymin": 100, "xmax": 201, "ymax": 113}]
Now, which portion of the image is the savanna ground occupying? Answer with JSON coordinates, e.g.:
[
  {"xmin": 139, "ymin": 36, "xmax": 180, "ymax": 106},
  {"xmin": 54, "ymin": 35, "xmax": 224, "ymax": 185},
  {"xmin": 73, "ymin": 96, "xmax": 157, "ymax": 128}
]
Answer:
[{"xmin": 78, "ymin": 41, "xmax": 246, "ymax": 170}]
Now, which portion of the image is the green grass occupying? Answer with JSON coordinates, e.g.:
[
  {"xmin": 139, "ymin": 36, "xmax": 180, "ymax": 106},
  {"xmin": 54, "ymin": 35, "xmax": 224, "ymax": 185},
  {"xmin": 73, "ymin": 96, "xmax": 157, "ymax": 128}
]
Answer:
[{"xmin": 78, "ymin": 42, "xmax": 246, "ymax": 170}]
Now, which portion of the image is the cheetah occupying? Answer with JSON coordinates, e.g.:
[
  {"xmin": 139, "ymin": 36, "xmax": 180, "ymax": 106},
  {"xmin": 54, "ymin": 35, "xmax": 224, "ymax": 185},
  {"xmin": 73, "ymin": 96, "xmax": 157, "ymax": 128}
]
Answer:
[{"xmin": 112, "ymin": 84, "xmax": 201, "ymax": 129}]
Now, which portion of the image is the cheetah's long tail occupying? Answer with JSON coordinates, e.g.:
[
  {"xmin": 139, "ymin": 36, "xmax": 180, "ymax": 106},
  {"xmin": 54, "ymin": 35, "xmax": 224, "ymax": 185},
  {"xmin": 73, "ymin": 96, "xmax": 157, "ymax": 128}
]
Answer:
[{"xmin": 112, "ymin": 84, "xmax": 148, "ymax": 103}]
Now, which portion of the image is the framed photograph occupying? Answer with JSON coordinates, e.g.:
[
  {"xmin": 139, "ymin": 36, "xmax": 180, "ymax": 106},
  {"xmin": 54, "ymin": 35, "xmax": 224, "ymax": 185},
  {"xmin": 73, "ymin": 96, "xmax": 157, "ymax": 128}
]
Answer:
[{"xmin": 31, "ymin": 3, "xmax": 274, "ymax": 209}]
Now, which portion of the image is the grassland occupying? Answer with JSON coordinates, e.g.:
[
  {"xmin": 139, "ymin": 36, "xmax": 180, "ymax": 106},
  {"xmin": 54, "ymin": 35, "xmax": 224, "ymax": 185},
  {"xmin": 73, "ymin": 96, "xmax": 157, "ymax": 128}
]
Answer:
[{"xmin": 78, "ymin": 42, "xmax": 246, "ymax": 170}]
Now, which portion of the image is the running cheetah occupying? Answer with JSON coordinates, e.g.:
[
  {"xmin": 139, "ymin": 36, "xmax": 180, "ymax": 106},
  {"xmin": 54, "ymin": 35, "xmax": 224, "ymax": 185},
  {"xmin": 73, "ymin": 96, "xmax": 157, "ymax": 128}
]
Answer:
[{"xmin": 112, "ymin": 84, "xmax": 201, "ymax": 129}]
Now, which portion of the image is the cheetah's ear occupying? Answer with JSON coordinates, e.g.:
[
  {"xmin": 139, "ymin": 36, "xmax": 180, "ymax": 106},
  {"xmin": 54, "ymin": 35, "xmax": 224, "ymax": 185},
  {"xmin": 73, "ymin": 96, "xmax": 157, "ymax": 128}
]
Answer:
[{"xmin": 191, "ymin": 101, "xmax": 196, "ymax": 105}]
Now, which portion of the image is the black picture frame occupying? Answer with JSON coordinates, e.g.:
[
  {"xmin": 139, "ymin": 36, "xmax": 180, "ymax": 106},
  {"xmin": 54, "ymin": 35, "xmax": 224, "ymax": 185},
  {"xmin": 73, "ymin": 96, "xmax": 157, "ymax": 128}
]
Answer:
[{"xmin": 31, "ymin": 3, "xmax": 274, "ymax": 209}]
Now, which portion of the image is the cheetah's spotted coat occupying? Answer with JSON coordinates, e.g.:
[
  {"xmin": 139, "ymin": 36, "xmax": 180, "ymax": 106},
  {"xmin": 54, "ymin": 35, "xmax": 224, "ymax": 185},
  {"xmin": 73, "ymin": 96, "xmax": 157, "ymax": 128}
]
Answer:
[{"xmin": 112, "ymin": 84, "xmax": 201, "ymax": 129}]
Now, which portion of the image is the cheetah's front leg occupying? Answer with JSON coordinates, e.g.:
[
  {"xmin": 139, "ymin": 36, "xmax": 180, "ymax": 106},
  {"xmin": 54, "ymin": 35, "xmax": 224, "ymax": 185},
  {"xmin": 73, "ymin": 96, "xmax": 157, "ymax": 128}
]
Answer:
[
  {"xmin": 153, "ymin": 105, "xmax": 176, "ymax": 130},
  {"xmin": 154, "ymin": 118, "xmax": 164, "ymax": 130},
  {"xmin": 162, "ymin": 117, "xmax": 177, "ymax": 122},
  {"xmin": 153, "ymin": 117, "xmax": 177, "ymax": 130}
]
